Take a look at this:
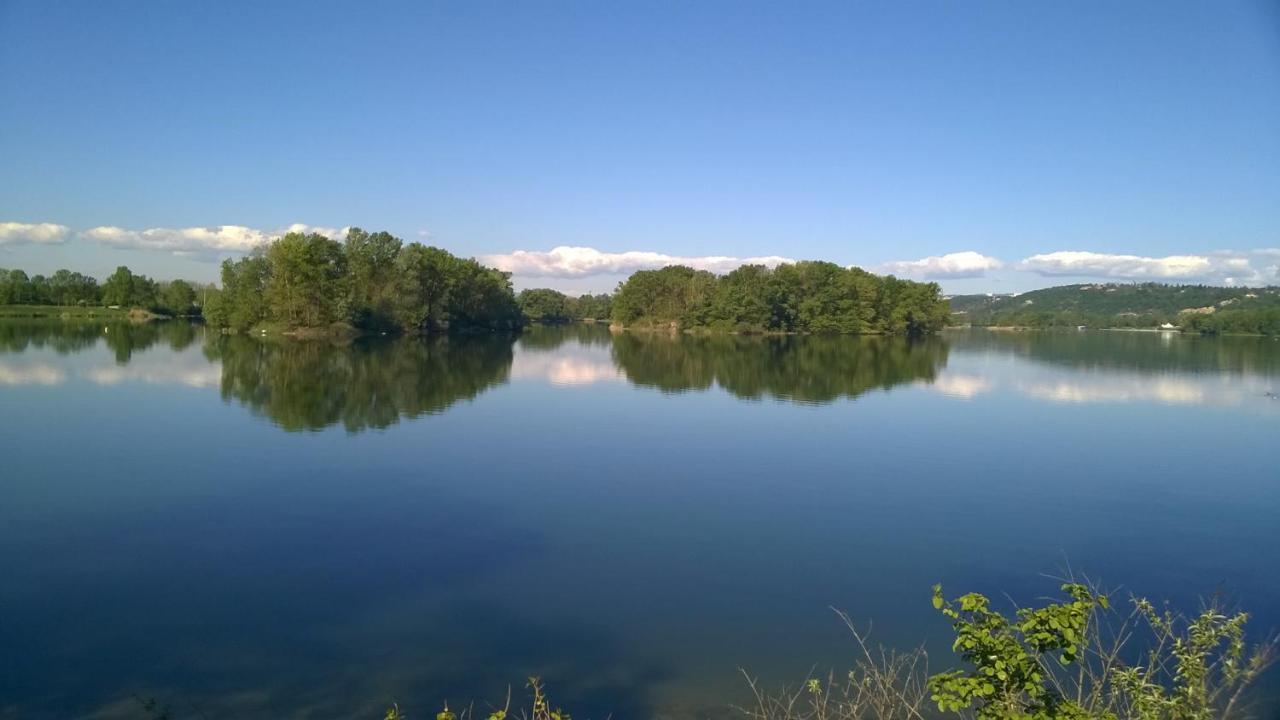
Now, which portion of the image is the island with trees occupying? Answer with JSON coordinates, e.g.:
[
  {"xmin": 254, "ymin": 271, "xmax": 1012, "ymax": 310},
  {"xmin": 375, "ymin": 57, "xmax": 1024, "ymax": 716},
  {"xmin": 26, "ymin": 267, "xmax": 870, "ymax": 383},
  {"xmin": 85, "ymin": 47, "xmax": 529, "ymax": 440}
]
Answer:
[
  {"xmin": 608, "ymin": 262, "xmax": 952, "ymax": 334},
  {"xmin": 203, "ymin": 229, "xmax": 523, "ymax": 335}
]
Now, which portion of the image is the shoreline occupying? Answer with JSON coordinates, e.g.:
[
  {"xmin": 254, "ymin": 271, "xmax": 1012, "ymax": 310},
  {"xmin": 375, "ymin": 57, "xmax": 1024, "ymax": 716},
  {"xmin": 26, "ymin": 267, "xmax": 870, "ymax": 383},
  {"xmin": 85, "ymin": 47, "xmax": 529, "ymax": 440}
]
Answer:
[
  {"xmin": 0, "ymin": 305, "xmax": 168, "ymax": 322},
  {"xmin": 607, "ymin": 322, "xmax": 904, "ymax": 337}
]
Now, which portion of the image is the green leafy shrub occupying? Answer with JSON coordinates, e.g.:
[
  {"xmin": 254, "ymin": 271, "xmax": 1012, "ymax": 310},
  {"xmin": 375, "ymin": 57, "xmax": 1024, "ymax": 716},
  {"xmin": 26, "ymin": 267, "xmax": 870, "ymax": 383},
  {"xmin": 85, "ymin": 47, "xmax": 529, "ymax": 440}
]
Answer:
[{"xmin": 928, "ymin": 581, "xmax": 1277, "ymax": 720}]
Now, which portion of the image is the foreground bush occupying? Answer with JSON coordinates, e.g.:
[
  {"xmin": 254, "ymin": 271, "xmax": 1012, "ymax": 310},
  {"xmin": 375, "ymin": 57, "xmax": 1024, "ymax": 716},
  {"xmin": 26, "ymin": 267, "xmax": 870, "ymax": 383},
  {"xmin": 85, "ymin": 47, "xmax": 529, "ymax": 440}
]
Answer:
[{"xmin": 741, "ymin": 579, "xmax": 1277, "ymax": 720}]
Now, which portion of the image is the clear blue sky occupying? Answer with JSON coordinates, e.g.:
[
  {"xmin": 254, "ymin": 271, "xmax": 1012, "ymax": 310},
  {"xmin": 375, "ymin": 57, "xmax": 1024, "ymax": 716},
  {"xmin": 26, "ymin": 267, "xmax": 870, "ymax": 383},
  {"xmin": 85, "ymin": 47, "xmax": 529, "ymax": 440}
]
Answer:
[{"xmin": 2, "ymin": 0, "xmax": 1278, "ymax": 293}]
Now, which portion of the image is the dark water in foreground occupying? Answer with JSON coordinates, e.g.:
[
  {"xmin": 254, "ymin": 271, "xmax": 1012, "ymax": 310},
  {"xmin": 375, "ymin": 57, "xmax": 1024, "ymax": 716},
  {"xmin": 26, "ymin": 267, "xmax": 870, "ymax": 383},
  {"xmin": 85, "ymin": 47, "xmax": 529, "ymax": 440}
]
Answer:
[{"xmin": 1, "ymin": 321, "xmax": 1278, "ymax": 719}]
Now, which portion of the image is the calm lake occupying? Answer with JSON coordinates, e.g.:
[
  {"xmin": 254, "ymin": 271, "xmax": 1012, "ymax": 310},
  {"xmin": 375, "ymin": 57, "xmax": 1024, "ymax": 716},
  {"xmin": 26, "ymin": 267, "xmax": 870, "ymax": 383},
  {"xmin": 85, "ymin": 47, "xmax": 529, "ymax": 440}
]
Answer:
[{"xmin": 1, "ymin": 321, "xmax": 1278, "ymax": 719}]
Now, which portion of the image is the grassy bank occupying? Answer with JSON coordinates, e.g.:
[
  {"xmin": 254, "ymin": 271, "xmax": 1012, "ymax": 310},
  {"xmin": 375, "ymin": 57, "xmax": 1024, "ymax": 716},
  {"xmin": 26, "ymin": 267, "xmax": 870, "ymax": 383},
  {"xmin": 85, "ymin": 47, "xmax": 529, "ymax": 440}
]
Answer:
[{"xmin": 0, "ymin": 304, "xmax": 130, "ymax": 319}]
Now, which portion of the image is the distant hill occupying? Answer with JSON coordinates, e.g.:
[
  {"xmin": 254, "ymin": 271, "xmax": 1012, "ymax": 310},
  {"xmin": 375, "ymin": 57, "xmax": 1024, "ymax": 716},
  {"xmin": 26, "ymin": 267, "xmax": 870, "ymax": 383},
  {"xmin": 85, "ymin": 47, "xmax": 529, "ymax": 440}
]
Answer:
[{"xmin": 947, "ymin": 282, "xmax": 1280, "ymax": 329}]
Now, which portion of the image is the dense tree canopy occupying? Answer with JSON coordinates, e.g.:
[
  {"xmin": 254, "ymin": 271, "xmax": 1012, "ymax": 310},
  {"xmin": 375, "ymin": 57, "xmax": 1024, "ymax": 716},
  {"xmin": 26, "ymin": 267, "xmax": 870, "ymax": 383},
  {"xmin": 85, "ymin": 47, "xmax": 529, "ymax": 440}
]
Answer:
[
  {"xmin": 202, "ymin": 229, "xmax": 522, "ymax": 335},
  {"xmin": 345, "ymin": 228, "xmax": 403, "ymax": 330},
  {"xmin": 610, "ymin": 262, "xmax": 950, "ymax": 334},
  {"xmin": 611, "ymin": 265, "xmax": 719, "ymax": 328},
  {"xmin": 518, "ymin": 289, "xmax": 572, "ymax": 323}
]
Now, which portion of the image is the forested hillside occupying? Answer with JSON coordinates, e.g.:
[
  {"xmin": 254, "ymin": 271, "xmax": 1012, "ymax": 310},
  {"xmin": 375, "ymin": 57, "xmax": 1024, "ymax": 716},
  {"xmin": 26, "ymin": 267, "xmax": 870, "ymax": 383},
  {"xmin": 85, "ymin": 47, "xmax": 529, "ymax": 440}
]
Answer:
[{"xmin": 950, "ymin": 282, "xmax": 1280, "ymax": 334}]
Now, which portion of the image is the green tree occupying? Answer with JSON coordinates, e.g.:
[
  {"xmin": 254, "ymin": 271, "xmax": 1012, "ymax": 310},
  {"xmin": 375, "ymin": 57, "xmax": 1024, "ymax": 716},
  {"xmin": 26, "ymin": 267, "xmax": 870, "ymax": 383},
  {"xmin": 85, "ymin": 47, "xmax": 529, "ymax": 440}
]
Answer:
[
  {"xmin": 161, "ymin": 279, "xmax": 196, "ymax": 315},
  {"xmin": 217, "ymin": 255, "xmax": 270, "ymax": 332},
  {"xmin": 690, "ymin": 264, "xmax": 776, "ymax": 332},
  {"xmin": 264, "ymin": 232, "xmax": 348, "ymax": 327},
  {"xmin": 101, "ymin": 266, "xmax": 130, "ymax": 306},
  {"xmin": 346, "ymin": 227, "xmax": 403, "ymax": 330},
  {"xmin": 46, "ymin": 269, "xmax": 100, "ymax": 306},
  {"xmin": 572, "ymin": 293, "xmax": 612, "ymax": 320},
  {"xmin": 518, "ymin": 288, "xmax": 572, "ymax": 323},
  {"xmin": 3, "ymin": 269, "xmax": 34, "ymax": 304},
  {"xmin": 611, "ymin": 265, "xmax": 718, "ymax": 327},
  {"xmin": 393, "ymin": 243, "xmax": 455, "ymax": 332},
  {"xmin": 446, "ymin": 258, "xmax": 522, "ymax": 331}
]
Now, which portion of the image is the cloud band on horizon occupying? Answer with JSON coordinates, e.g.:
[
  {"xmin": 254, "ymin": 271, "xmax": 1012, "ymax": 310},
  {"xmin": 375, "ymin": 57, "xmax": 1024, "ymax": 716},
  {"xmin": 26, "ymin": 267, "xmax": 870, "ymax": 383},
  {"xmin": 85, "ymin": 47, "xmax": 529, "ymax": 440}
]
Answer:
[
  {"xmin": 79, "ymin": 223, "xmax": 349, "ymax": 254},
  {"xmin": 1018, "ymin": 250, "xmax": 1279, "ymax": 286},
  {"xmin": 6, "ymin": 216, "xmax": 1278, "ymax": 288},
  {"xmin": 479, "ymin": 245, "xmax": 797, "ymax": 278}
]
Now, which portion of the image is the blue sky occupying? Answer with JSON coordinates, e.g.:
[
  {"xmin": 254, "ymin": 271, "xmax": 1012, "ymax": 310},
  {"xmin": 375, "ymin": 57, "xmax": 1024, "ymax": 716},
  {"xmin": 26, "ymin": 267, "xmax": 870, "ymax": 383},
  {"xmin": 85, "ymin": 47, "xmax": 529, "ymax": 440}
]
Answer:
[{"xmin": 1, "ymin": 0, "xmax": 1278, "ymax": 293}]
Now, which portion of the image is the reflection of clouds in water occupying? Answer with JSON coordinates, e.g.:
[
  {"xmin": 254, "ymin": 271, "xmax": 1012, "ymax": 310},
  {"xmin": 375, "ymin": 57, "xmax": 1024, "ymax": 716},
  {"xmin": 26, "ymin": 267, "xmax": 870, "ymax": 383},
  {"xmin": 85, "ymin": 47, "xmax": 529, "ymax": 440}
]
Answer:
[
  {"xmin": 1015, "ymin": 372, "xmax": 1275, "ymax": 408},
  {"xmin": 1019, "ymin": 378, "xmax": 1206, "ymax": 405},
  {"xmin": 1, "ymin": 354, "xmax": 221, "ymax": 389},
  {"xmin": 0, "ymin": 362, "xmax": 66, "ymax": 386},
  {"xmin": 83, "ymin": 363, "xmax": 221, "ymax": 388},
  {"xmin": 928, "ymin": 373, "xmax": 993, "ymax": 400},
  {"xmin": 927, "ymin": 358, "xmax": 1278, "ymax": 409},
  {"xmin": 511, "ymin": 349, "xmax": 623, "ymax": 386}
]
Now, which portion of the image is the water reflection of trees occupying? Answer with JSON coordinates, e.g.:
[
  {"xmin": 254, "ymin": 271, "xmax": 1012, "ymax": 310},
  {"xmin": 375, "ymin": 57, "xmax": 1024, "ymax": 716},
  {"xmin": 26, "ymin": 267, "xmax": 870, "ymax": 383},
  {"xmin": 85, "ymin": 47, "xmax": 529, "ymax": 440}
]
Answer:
[
  {"xmin": 0, "ymin": 320, "xmax": 197, "ymax": 360},
  {"xmin": 949, "ymin": 330, "xmax": 1280, "ymax": 376},
  {"xmin": 609, "ymin": 332, "xmax": 949, "ymax": 404},
  {"xmin": 204, "ymin": 334, "xmax": 515, "ymax": 432}
]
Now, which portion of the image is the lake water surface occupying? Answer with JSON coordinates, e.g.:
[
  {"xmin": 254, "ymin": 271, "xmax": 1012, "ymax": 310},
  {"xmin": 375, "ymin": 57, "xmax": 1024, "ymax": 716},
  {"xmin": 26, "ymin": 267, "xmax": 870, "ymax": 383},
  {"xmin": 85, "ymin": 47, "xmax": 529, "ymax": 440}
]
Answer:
[{"xmin": 1, "ymin": 321, "xmax": 1278, "ymax": 719}]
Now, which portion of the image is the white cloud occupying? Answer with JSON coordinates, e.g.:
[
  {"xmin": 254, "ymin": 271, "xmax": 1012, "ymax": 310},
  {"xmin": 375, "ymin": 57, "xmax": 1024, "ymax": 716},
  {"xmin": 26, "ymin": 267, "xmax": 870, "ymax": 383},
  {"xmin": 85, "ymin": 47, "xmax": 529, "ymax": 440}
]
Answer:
[
  {"xmin": 1016, "ymin": 250, "xmax": 1280, "ymax": 285},
  {"xmin": 480, "ymin": 245, "xmax": 796, "ymax": 278},
  {"xmin": 1018, "ymin": 251, "xmax": 1209, "ymax": 279},
  {"xmin": 0, "ymin": 222, "xmax": 71, "ymax": 246},
  {"xmin": 882, "ymin": 251, "xmax": 1003, "ymax": 279},
  {"xmin": 81, "ymin": 223, "xmax": 349, "ymax": 254},
  {"xmin": 278, "ymin": 224, "xmax": 350, "ymax": 240}
]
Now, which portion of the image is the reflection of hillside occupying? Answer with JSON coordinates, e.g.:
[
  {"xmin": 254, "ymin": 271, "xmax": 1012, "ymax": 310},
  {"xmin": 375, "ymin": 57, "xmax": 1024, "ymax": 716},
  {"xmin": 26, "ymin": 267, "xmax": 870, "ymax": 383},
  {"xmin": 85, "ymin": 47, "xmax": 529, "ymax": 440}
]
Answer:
[
  {"xmin": 949, "ymin": 330, "xmax": 1280, "ymax": 376},
  {"xmin": 204, "ymin": 334, "xmax": 515, "ymax": 432},
  {"xmin": 609, "ymin": 332, "xmax": 949, "ymax": 404},
  {"xmin": 0, "ymin": 320, "xmax": 197, "ymax": 360}
]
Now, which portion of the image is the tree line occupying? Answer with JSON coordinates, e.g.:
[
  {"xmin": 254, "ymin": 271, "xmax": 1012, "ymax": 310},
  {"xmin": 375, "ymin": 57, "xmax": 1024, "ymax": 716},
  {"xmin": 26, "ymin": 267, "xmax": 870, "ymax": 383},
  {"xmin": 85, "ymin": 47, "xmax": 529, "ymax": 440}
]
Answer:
[
  {"xmin": 202, "ymin": 228, "xmax": 522, "ymax": 333},
  {"xmin": 516, "ymin": 288, "xmax": 613, "ymax": 324},
  {"xmin": 6, "ymin": 242, "xmax": 954, "ymax": 337},
  {"xmin": 0, "ymin": 266, "xmax": 198, "ymax": 316},
  {"xmin": 608, "ymin": 262, "xmax": 951, "ymax": 334}
]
